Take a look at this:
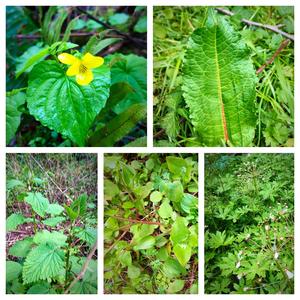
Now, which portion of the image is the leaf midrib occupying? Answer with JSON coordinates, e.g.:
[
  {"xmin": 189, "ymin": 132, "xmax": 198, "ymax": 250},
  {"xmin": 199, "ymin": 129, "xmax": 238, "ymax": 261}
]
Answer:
[{"xmin": 214, "ymin": 27, "xmax": 229, "ymax": 143}]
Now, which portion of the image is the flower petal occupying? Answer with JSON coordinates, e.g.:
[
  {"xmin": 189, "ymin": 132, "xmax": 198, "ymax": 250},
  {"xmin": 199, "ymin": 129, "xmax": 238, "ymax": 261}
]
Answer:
[
  {"xmin": 66, "ymin": 61, "xmax": 80, "ymax": 76},
  {"xmin": 58, "ymin": 53, "xmax": 79, "ymax": 65},
  {"xmin": 76, "ymin": 69, "xmax": 94, "ymax": 86},
  {"xmin": 82, "ymin": 52, "xmax": 104, "ymax": 69}
]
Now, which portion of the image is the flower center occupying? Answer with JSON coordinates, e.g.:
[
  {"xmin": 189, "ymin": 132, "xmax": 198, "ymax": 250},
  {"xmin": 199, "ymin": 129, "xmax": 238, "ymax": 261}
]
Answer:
[{"xmin": 79, "ymin": 64, "xmax": 88, "ymax": 74}]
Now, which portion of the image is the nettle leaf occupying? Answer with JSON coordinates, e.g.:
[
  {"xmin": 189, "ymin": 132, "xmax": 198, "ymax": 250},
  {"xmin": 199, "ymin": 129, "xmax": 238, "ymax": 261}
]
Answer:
[
  {"xmin": 6, "ymin": 213, "xmax": 26, "ymax": 231},
  {"xmin": 170, "ymin": 217, "xmax": 189, "ymax": 244},
  {"xmin": 27, "ymin": 60, "xmax": 110, "ymax": 146},
  {"xmin": 182, "ymin": 11, "xmax": 257, "ymax": 146},
  {"xmin": 6, "ymin": 261, "xmax": 22, "ymax": 282},
  {"xmin": 74, "ymin": 227, "xmax": 97, "ymax": 246},
  {"xmin": 173, "ymin": 243, "xmax": 192, "ymax": 267},
  {"xmin": 42, "ymin": 216, "xmax": 65, "ymax": 226},
  {"xmin": 33, "ymin": 230, "xmax": 67, "ymax": 247},
  {"xmin": 9, "ymin": 237, "xmax": 33, "ymax": 258},
  {"xmin": 46, "ymin": 203, "xmax": 64, "ymax": 216},
  {"xmin": 27, "ymin": 282, "xmax": 57, "ymax": 294},
  {"xmin": 7, "ymin": 179, "xmax": 25, "ymax": 190},
  {"xmin": 71, "ymin": 193, "xmax": 87, "ymax": 217},
  {"xmin": 6, "ymin": 89, "xmax": 26, "ymax": 144},
  {"xmin": 22, "ymin": 244, "xmax": 65, "ymax": 284},
  {"xmin": 25, "ymin": 192, "xmax": 49, "ymax": 217}
]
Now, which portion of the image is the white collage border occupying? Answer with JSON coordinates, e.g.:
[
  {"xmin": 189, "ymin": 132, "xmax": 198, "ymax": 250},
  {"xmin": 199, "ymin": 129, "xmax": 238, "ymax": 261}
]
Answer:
[{"xmin": 0, "ymin": 0, "xmax": 298, "ymax": 299}]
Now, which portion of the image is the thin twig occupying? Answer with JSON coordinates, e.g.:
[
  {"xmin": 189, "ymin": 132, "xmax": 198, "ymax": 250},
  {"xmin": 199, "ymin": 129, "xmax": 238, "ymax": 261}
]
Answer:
[
  {"xmin": 64, "ymin": 241, "xmax": 97, "ymax": 294},
  {"xmin": 256, "ymin": 39, "xmax": 290, "ymax": 74},
  {"xmin": 216, "ymin": 7, "xmax": 294, "ymax": 41},
  {"xmin": 75, "ymin": 7, "xmax": 146, "ymax": 47},
  {"xmin": 112, "ymin": 216, "xmax": 163, "ymax": 226},
  {"xmin": 104, "ymin": 228, "xmax": 129, "ymax": 256}
]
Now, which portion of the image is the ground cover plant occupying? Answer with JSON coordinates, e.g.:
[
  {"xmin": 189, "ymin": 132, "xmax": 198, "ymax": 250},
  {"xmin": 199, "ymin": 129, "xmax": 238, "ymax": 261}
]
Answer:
[
  {"xmin": 6, "ymin": 6, "xmax": 147, "ymax": 147},
  {"xmin": 6, "ymin": 154, "xmax": 97, "ymax": 294},
  {"xmin": 153, "ymin": 6, "xmax": 294, "ymax": 147},
  {"xmin": 205, "ymin": 154, "xmax": 294, "ymax": 294},
  {"xmin": 104, "ymin": 153, "xmax": 198, "ymax": 294}
]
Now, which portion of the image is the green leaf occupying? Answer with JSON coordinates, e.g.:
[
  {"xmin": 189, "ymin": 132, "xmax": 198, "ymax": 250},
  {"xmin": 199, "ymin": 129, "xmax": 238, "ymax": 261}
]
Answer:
[
  {"xmin": 6, "ymin": 179, "xmax": 25, "ymax": 190},
  {"xmin": 88, "ymin": 103, "xmax": 146, "ymax": 146},
  {"xmin": 134, "ymin": 15, "xmax": 147, "ymax": 33},
  {"xmin": 127, "ymin": 265, "xmax": 141, "ymax": 279},
  {"xmin": 173, "ymin": 243, "xmax": 192, "ymax": 266},
  {"xmin": 33, "ymin": 230, "xmax": 67, "ymax": 247},
  {"xmin": 27, "ymin": 282, "xmax": 56, "ymax": 294},
  {"xmin": 104, "ymin": 179, "xmax": 120, "ymax": 200},
  {"xmin": 150, "ymin": 191, "xmax": 162, "ymax": 203},
  {"xmin": 109, "ymin": 13, "xmax": 129, "ymax": 25},
  {"xmin": 24, "ymin": 192, "xmax": 50, "ymax": 217},
  {"xmin": 170, "ymin": 217, "xmax": 189, "ymax": 244},
  {"xmin": 108, "ymin": 54, "xmax": 147, "ymax": 114},
  {"xmin": 84, "ymin": 36, "xmax": 123, "ymax": 55},
  {"xmin": 167, "ymin": 279, "xmax": 185, "ymax": 293},
  {"xmin": 119, "ymin": 251, "xmax": 132, "ymax": 266},
  {"xmin": 182, "ymin": 11, "xmax": 257, "ymax": 146},
  {"xmin": 163, "ymin": 258, "xmax": 186, "ymax": 279},
  {"xmin": 46, "ymin": 203, "xmax": 64, "ymax": 216},
  {"xmin": 133, "ymin": 236, "xmax": 156, "ymax": 250},
  {"xmin": 9, "ymin": 237, "xmax": 33, "ymax": 257},
  {"xmin": 16, "ymin": 45, "xmax": 50, "ymax": 78},
  {"xmin": 71, "ymin": 193, "xmax": 87, "ymax": 217},
  {"xmin": 22, "ymin": 244, "xmax": 65, "ymax": 284},
  {"xmin": 207, "ymin": 231, "xmax": 235, "ymax": 249},
  {"xmin": 74, "ymin": 227, "xmax": 97, "ymax": 246},
  {"xmin": 27, "ymin": 60, "xmax": 110, "ymax": 146},
  {"xmin": 42, "ymin": 216, "xmax": 65, "ymax": 226},
  {"xmin": 6, "ymin": 213, "xmax": 26, "ymax": 231},
  {"xmin": 6, "ymin": 89, "xmax": 26, "ymax": 144},
  {"xmin": 64, "ymin": 204, "xmax": 78, "ymax": 221},
  {"xmin": 6, "ymin": 261, "xmax": 22, "ymax": 282},
  {"xmin": 165, "ymin": 181, "xmax": 184, "ymax": 203},
  {"xmin": 158, "ymin": 200, "xmax": 173, "ymax": 218}
]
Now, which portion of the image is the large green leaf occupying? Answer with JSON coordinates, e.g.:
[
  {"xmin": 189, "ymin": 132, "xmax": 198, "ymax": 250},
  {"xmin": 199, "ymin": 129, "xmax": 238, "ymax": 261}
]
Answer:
[
  {"xmin": 6, "ymin": 89, "xmax": 26, "ymax": 144},
  {"xmin": 173, "ymin": 243, "xmax": 192, "ymax": 267},
  {"xmin": 33, "ymin": 230, "xmax": 67, "ymax": 247},
  {"xmin": 170, "ymin": 217, "xmax": 189, "ymax": 244},
  {"xmin": 6, "ymin": 261, "xmax": 22, "ymax": 282},
  {"xmin": 46, "ymin": 203, "xmax": 64, "ymax": 216},
  {"xmin": 182, "ymin": 12, "xmax": 257, "ymax": 146},
  {"xmin": 25, "ymin": 192, "xmax": 49, "ymax": 217},
  {"xmin": 27, "ymin": 60, "xmax": 110, "ymax": 146},
  {"xmin": 9, "ymin": 237, "xmax": 33, "ymax": 258},
  {"xmin": 6, "ymin": 213, "xmax": 26, "ymax": 232},
  {"xmin": 22, "ymin": 244, "xmax": 65, "ymax": 284}
]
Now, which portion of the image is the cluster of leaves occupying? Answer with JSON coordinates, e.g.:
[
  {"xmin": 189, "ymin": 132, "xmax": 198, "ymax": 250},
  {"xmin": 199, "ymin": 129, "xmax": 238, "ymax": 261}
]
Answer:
[
  {"xmin": 104, "ymin": 154, "xmax": 198, "ymax": 294},
  {"xmin": 6, "ymin": 6, "xmax": 147, "ymax": 147},
  {"xmin": 205, "ymin": 154, "xmax": 294, "ymax": 294},
  {"xmin": 153, "ymin": 6, "xmax": 294, "ymax": 147},
  {"xmin": 6, "ymin": 154, "xmax": 97, "ymax": 294}
]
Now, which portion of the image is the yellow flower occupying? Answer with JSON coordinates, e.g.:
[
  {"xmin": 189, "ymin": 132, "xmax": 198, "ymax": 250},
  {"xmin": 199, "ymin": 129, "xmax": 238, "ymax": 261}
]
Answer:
[{"xmin": 58, "ymin": 52, "xmax": 104, "ymax": 86}]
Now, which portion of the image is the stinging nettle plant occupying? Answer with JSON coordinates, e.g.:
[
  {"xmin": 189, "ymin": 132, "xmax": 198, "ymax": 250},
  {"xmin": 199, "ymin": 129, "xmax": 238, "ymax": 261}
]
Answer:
[{"xmin": 6, "ymin": 171, "xmax": 97, "ymax": 294}]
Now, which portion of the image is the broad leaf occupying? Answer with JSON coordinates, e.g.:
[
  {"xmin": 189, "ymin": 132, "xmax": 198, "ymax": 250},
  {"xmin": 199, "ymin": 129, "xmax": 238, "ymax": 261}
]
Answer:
[
  {"xmin": 25, "ymin": 192, "xmax": 49, "ymax": 217},
  {"xmin": 163, "ymin": 258, "xmax": 186, "ymax": 279},
  {"xmin": 42, "ymin": 216, "xmax": 65, "ymax": 226},
  {"xmin": 27, "ymin": 60, "xmax": 110, "ymax": 146},
  {"xmin": 173, "ymin": 243, "xmax": 192, "ymax": 267},
  {"xmin": 6, "ymin": 261, "xmax": 22, "ymax": 281},
  {"xmin": 6, "ymin": 179, "xmax": 25, "ymax": 190},
  {"xmin": 119, "ymin": 251, "xmax": 132, "ymax": 267},
  {"xmin": 127, "ymin": 265, "xmax": 141, "ymax": 279},
  {"xmin": 9, "ymin": 237, "xmax": 33, "ymax": 258},
  {"xmin": 22, "ymin": 244, "xmax": 65, "ymax": 284},
  {"xmin": 6, "ymin": 89, "xmax": 26, "ymax": 144},
  {"xmin": 71, "ymin": 193, "xmax": 87, "ymax": 217},
  {"xmin": 167, "ymin": 279, "xmax": 185, "ymax": 294},
  {"xmin": 6, "ymin": 213, "xmax": 26, "ymax": 231},
  {"xmin": 150, "ymin": 191, "xmax": 162, "ymax": 203},
  {"xmin": 27, "ymin": 282, "xmax": 57, "ymax": 294},
  {"xmin": 182, "ymin": 11, "xmax": 257, "ymax": 146},
  {"xmin": 158, "ymin": 200, "xmax": 173, "ymax": 218},
  {"xmin": 74, "ymin": 227, "xmax": 97, "ymax": 246},
  {"xmin": 133, "ymin": 236, "xmax": 156, "ymax": 251},
  {"xmin": 33, "ymin": 230, "xmax": 67, "ymax": 247},
  {"xmin": 46, "ymin": 203, "xmax": 64, "ymax": 216},
  {"xmin": 170, "ymin": 217, "xmax": 189, "ymax": 244}
]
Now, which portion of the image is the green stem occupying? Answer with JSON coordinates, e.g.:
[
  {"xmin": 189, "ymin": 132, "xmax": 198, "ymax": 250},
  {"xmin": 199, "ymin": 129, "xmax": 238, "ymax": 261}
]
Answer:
[
  {"xmin": 32, "ymin": 210, "xmax": 37, "ymax": 233},
  {"xmin": 64, "ymin": 222, "xmax": 74, "ymax": 287}
]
